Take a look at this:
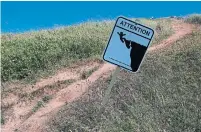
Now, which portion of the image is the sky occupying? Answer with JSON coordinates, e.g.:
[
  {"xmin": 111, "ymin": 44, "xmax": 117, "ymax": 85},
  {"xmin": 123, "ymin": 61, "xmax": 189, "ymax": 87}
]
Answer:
[{"xmin": 2, "ymin": 1, "xmax": 201, "ymax": 33}]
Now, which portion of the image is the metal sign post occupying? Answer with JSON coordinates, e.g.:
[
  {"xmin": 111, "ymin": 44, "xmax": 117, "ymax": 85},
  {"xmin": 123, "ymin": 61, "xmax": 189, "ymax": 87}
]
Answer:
[
  {"xmin": 102, "ymin": 67, "xmax": 120, "ymax": 106},
  {"xmin": 100, "ymin": 16, "xmax": 154, "ymax": 116},
  {"xmin": 99, "ymin": 66, "xmax": 120, "ymax": 115}
]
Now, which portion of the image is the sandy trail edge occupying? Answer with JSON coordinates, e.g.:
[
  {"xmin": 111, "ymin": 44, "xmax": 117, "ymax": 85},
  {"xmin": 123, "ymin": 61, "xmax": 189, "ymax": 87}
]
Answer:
[
  {"xmin": 1, "ymin": 61, "xmax": 101, "ymax": 131},
  {"xmin": 1, "ymin": 20, "xmax": 194, "ymax": 132},
  {"xmin": 148, "ymin": 20, "xmax": 194, "ymax": 51}
]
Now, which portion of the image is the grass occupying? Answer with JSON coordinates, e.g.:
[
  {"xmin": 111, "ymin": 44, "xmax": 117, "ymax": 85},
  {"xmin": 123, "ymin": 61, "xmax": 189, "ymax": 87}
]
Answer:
[
  {"xmin": 32, "ymin": 95, "xmax": 52, "ymax": 112},
  {"xmin": 42, "ymin": 95, "xmax": 52, "ymax": 103},
  {"xmin": 32, "ymin": 100, "xmax": 44, "ymax": 113},
  {"xmin": 1, "ymin": 18, "xmax": 173, "ymax": 83},
  {"xmin": 60, "ymin": 79, "xmax": 75, "ymax": 85},
  {"xmin": 47, "ymin": 26, "xmax": 201, "ymax": 131},
  {"xmin": 81, "ymin": 66, "xmax": 99, "ymax": 80},
  {"xmin": 1, "ymin": 116, "xmax": 5, "ymax": 125},
  {"xmin": 185, "ymin": 14, "xmax": 201, "ymax": 25},
  {"xmin": 29, "ymin": 79, "xmax": 76, "ymax": 100},
  {"xmin": 135, "ymin": 18, "xmax": 173, "ymax": 45}
]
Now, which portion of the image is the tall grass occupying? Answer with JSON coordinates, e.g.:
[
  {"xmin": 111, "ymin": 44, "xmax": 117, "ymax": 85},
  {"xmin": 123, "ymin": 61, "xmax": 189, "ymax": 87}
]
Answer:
[
  {"xmin": 47, "ymin": 27, "xmax": 201, "ymax": 131},
  {"xmin": 185, "ymin": 14, "xmax": 201, "ymax": 25},
  {"xmin": 1, "ymin": 19, "xmax": 172, "ymax": 82},
  {"xmin": 1, "ymin": 21, "xmax": 113, "ymax": 82}
]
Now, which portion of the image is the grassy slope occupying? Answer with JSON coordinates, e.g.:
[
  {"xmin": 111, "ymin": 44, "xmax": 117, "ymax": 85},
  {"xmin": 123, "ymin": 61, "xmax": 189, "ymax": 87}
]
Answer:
[
  {"xmin": 1, "ymin": 19, "xmax": 172, "ymax": 82},
  {"xmin": 185, "ymin": 14, "xmax": 201, "ymax": 25},
  {"xmin": 47, "ymin": 26, "xmax": 201, "ymax": 131}
]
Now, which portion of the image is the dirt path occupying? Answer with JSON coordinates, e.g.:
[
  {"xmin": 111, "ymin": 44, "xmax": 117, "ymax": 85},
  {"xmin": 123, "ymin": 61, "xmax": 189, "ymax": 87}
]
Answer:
[
  {"xmin": 148, "ymin": 20, "xmax": 194, "ymax": 51},
  {"xmin": 1, "ymin": 20, "xmax": 194, "ymax": 132},
  {"xmin": 1, "ymin": 60, "xmax": 102, "ymax": 132}
]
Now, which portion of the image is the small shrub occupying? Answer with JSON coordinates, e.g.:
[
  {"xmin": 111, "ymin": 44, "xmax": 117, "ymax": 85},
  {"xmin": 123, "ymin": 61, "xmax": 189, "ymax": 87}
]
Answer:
[
  {"xmin": 81, "ymin": 66, "xmax": 99, "ymax": 79},
  {"xmin": 32, "ymin": 101, "xmax": 44, "ymax": 112},
  {"xmin": 42, "ymin": 95, "xmax": 52, "ymax": 103},
  {"xmin": 1, "ymin": 116, "xmax": 5, "ymax": 125},
  {"xmin": 60, "ymin": 79, "xmax": 75, "ymax": 85}
]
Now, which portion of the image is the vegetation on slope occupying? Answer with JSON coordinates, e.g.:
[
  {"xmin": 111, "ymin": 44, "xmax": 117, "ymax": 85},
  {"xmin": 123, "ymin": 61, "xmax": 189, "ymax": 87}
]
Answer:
[
  {"xmin": 47, "ymin": 26, "xmax": 201, "ymax": 131},
  {"xmin": 1, "ymin": 19, "xmax": 172, "ymax": 82},
  {"xmin": 185, "ymin": 14, "xmax": 201, "ymax": 25}
]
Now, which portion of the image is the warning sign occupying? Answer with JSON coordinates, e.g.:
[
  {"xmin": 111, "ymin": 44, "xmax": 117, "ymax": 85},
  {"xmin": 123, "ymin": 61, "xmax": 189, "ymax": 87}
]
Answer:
[{"xmin": 103, "ymin": 17, "xmax": 154, "ymax": 72}]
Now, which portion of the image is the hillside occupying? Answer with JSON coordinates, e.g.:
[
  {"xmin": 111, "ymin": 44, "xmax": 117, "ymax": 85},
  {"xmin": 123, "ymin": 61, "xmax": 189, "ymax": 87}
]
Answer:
[
  {"xmin": 1, "ymin": 19, "xmax": 172, "ymax": 82},
  {"xmin": 47, "ymin": 18, "xmax": 201, "ymax": 132},
  {"xmin": 1, "ymin": 15, "xmax": 201, "ymax": 132}
]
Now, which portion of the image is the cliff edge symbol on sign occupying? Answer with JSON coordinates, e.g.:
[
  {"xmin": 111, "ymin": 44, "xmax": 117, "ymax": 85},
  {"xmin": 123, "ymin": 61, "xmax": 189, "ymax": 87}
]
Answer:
[
  {"xmin": 103, "ymin": 17, "xmax": 154, "ymax": 72},
  {"xmin": 117, "ymin": 31, "xmax": 147, "ymax": 71}
]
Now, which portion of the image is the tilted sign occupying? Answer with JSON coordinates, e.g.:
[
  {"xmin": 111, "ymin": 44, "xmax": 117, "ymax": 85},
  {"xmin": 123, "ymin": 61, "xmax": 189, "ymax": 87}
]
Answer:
[{"xmin": 103, "ymin": 17, "xmax": 154, "ymax": 72}]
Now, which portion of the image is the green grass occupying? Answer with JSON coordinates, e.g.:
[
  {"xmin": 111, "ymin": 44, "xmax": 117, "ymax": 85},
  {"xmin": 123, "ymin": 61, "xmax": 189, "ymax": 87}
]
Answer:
[
  {"xmin": 47, "ymin": 26, "xmax": 201, "ymax": 131},
  {"xmin": 42, "ymin": 95, "xmax": 52, "ymax": 103},
  {"xmin": 135, "ymin": 18, "xmax": 173, "ymax": 45},
  {"xmin": 81, "ymin": 66, "xmax": 99, "ymax": 80},
  {"xmin": 59, "ymin": 79, "xmax": 75, "ymax": 85},
  {"xmin": 32, "ymin": 95, "xmax": 52, "ymax": 113},
  {"xmin": 29, "ymin": 79, "xmax": 76, "ymax": 100},
  {"xmin": 1, "ymin": 115, "xmax": 5, "ymax": 125},
  {"xmin": 1, "ymin": 18, "xmax": 173, "ymax": 83},
  {"xmin": 32, "ymin": 100, "xmax": 44, "ymax": 113},
  {"xmin": 185, "ymin": 14, "xmax": 201, "ymax": 25}
]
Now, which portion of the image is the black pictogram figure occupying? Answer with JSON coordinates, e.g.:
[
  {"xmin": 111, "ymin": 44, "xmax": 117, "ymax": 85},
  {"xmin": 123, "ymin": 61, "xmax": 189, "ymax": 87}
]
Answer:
[{"xmin": 117, "ymin": 32, "xmax": 147, "ymax": 71}]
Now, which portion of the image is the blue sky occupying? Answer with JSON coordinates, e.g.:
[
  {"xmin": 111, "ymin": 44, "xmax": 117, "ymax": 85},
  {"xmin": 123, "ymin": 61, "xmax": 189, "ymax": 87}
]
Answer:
[{"xmin": 2, "ymin": 1, "xmax": 201, "ymax": 33}]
